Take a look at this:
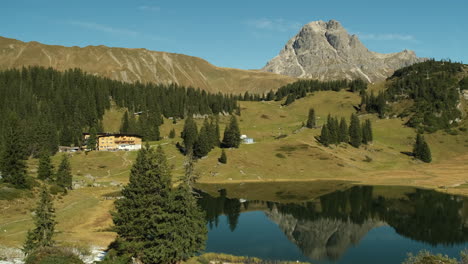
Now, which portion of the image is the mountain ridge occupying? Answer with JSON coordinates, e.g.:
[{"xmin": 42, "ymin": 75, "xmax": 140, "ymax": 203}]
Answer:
[
  {"xmin": 262, "ymin": 19, "xmax": 426, "ymax": 82},
  {"xmin": 0, "ymin": 36, "xmax": 296, "ymax": 94}
]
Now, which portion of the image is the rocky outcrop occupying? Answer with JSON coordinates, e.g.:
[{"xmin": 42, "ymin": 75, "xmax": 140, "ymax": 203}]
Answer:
[
  {"xmin": 266, "ymin": 207, "xmax": 384, "ymax": 260},
  {"xmin": 0, "ymin": 36, "xmax": 295, "ymax": 94},
  {"xmin": 262, "ymin": 20, "xmax": 425, "ymax": 82}
]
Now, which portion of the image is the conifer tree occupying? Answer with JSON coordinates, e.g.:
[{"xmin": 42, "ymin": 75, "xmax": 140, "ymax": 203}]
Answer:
[
  {"xmin": 0, "ymin": 113, "xmax": 28, "ymax": 188},
  {"xmin": 169, "ymin": 152, "xmax": 207, "ymax": 262},
  {"xmin": 266, "ymin": 90, "xmax": 275, "ymax": 101},
  {"xmin": 218, "ymin": 149, "xmax": 227, "ymax": 164},
  {"xmin": 413, "ymin": 134, "xmax": 432, "ymax": 163},
  {"xmin": 169, "ymin": 128, "xmax": 176, "ymax": 139},
  {"xmin": 222, "ymin": 116, "xmax": 241, "ymax": 148},
  {"xmin": 37, "ymin": 152, "xmax": 54, "ymax": 181},
  {"xmin": 181, "ymin": 116, "xmax": 198, "ymax": 152},
  {"xmin": 320, "ymin": 125, "xmax": 330, "ymax": 147},
  {"xmin": 306, "ymin": 108, "xmax": 316, "ymax": 128},
  {"xmin": 327, "ymin": 115, "xmax": 339, "ymax": 145},
  {"xmin": 23, "ymin": 186, "xmax": 56, "ymax": 255},
  {"xmin": 206, "ymin": 117, "xmax": 217, "ymax": 149},
  {"xmin": 194, "ymin": 122, "xmax": 211, "ymax": 158},
  {"xmin": 349, "ymin": 113, "xmax": 362, "ymax": 148},
  {"xmin": 362, "ymin": 119, "xmax": 373, "ymax": 144},
  {"xmin": 420, "ymin": 140, "xmax": 432, "ymax": 163},
  {"xmin": 56, "ymin": 155, "xmax": 72, "ymax": 190},
  {"xmin": 338, "ymin": 117, "xmax": 349, "ymax": 143},
  {"xmin": 284, "ymin": 94, "xmax": 296, "ymax": 106},
  {"xmin": 87, "ymin": 127, "xmax": 98, "ymax": 150},
  {"xmin": 112, "ymin": 146, "xmax": 206, "ymax": 263},
  {"xmin": 413, "ymin": 133, "xmax": 423, "ymax": 158},
  {"xmin": 112, "ymin": 146, "xmax": 172, "ymax": 263},
  {"xmin": 214, "ymin": 117, "xmax": 221, "ymax": 147}
]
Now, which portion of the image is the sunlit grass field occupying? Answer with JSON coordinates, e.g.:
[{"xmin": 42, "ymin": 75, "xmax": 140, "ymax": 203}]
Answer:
[{"xmin": 1, "ymin": 87, "xmax": 467, "ymax": 250}]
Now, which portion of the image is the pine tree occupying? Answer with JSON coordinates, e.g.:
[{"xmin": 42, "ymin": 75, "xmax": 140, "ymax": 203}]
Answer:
[
  {"xmin": 362, "ymin": 119, "xmax": 373, "ymax": 144},
  {"xmin": 23, "ymin": 186, "xmax": 56, "ymax": 255},
  {"xmin": 338, "ymin": 117, "xmax": 349, "ymax": 143},
  {"xmin": 420, "ymin": 140, "xmax": 432, "ymax": 163},
  {"xmin": 320, "ymin": 125, "xmax": 330, "ymax": 147},
  {"xmin": 87, "ymin": 127, "xmax": 98, "ymax": 150},
  {"xmin": 181, "ymin": 116, "xmax": 198, "ymax": 151},
  {"xmin": 206, "ymin": 117, "xmax": 217, "ymax": 149},
  {"xmin": 56, "ymin": 155, "xmax": 72, "ymax": 190},
  {"xmin": 306, "ymin": 108, "xmax": 316, "ymax": 128},
  {"xmin": 37, "ymin": 152, "xmax": 54, "ymax": 181},
  {"xmin": 214, "ymin": 117, "xmax": 221, "ymax": 147},
  {"xmin": 413, "ymin": 133, "xmax": 423, "ymax": 159},
  {"xmin": 218, "ymin": 149, "xmax": 227, "ymax": 164},
  {"xmin": 222, "ymin": 116, "xmax": 241, "ymax": 148},
  {"xmin": 349, "ymin": 113, "xmax": 362, "ymax": 148},
  {"xmin": 112, "ymin": 146, "xmax": 206, "ymax": 263},
  {"xmin": 169, "ymin": 128, "xmax": 176, "ymax": 139},
  {"xmin": 168, "ymin": 152, "xmax": 207, "ymax": 262},
  {"xmin": 194, "ymin": 122, "xmax": 211, "ymax": 158},
  {"xmin": 0, "ymin": 113, "xmax": 28, "ymax": 188},
  {"xmin": 112, "ymin": 146, "xmax": 173, "ymax": 263},
  {"xmin": 266, "ymin": 90, "xmax": 275, "ymax": 101},
  {"xmin": 327, "ymin": 115, "xmax": 339, "ymax": 145},
  {"xmin": 284, "ymin": 94, "xmax": 296, "ymax": 106},
  {"xmin": 413, "ymin": 134, "xmax": 432, "ymax": 163}
]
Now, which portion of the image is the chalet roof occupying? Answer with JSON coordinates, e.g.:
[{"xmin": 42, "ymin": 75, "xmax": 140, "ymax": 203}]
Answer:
[{"xmin": 83, "ymin": 132, "xmax": 142, "ymax": 138}]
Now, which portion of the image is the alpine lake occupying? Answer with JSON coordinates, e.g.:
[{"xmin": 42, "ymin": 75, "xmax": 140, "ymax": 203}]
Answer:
[{"xmin": 194, "ymin": 181, "xmax": 468, "ymax": 264}]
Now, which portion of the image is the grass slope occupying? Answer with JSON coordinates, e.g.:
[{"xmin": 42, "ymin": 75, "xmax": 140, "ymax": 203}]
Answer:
[{"xmin": 1, "ymin": 88, "xmax": 467, "ymax": 249}]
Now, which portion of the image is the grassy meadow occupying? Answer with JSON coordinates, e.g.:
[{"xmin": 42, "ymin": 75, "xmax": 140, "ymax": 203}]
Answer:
[{"xmin": 1, "ymin": 86, "xmax": 467, "ymax": 250}]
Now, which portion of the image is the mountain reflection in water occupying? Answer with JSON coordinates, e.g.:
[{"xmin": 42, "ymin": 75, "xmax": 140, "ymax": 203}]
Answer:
[{"xmin": 196, "ymin": 186, "xmax": 468, "ymax": 263}]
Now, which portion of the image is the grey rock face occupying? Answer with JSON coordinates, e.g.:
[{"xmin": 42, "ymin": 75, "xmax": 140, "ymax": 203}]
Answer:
[
  {"xmin": 262, "ymin": 20, "xmax": 425, "ymax": 82},
  {"xmin": 266, "ymin": 207, "xmax": 384, "ymax": 260}
]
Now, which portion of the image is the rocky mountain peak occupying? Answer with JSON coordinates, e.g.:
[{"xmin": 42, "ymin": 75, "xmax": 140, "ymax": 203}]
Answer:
[{"xmin": 262, "ymin": 19, "xmax": 425, "ymax": 82}]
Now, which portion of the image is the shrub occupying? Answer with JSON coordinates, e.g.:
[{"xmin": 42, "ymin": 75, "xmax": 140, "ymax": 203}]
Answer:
[
  {"xmin": 275, "ymin": 153, "xmax": 286, "ymax": 159},
  {"xmin": 25, "ymin": 247, "xmax": 83, "ymax": 264},
  {"xmin": 403, "ymin": 250, "xmax": 458, "ymax": 264}
]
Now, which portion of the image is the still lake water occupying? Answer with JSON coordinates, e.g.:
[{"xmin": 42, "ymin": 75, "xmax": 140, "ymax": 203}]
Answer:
[{"xmin": 197, "ymin": 186, "xmax": 468, "ymax": 264}]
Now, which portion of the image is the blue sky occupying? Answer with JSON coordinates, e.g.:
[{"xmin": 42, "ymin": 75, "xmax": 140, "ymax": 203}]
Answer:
[{"xmin": 2, "ymin": 0, "xmax": 466, "ymax": 69}]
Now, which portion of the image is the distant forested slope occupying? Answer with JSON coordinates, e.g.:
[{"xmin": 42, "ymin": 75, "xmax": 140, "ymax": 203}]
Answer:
[{"xmin": 0, "ymin": 66, "xmax": 238, "ymax": 156}]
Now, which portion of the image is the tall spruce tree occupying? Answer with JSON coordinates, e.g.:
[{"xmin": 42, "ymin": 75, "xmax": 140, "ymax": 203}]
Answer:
[
  {"xmin": 113, "ymin": 146, "xmax": 172, "ymax": 263},
  {"xmin": 413, "ymin": 134, "xmax": 432, "ymax": 163},
  {"xmin": 338, "ymin": 117, "xmax": 349, "ymax": 143},
  {"xmin": 420, "ymin": 139, "xmax": 432, "ymax": 163},
  {"xmin": 362, "ymin": 119, "xmax": 373, "ymax": 145},
  {"xmin": 349, "ymin": 113, "xmax": 362, "ymax": 148},
  {"xmin": 56, "ymin": 155, "xmax": 72, "ymax": 190},
  {"xmin": 320, "ymin": 125, "xmax": 330, "ymax": 147},
  {"xmin": 23, "ymin": 186, "xmax": 56, "ymax": 255},
  {"xmin": 181, "ymin": 116, "xmax": 198, "ymax": 151},
  {"xmin": 112, "ymin": 146, "xmax": 206, "ymax": 263},
  {"xmin": 306, "ymin": 108, "xmax": 316, "ymax": 128},
  {"xmin": 222, "ymin": 116, "xmax": 241, "ymax": 148},
  {"xmin": 194, "ymin": 121, "xmax": 211, "ymax": 158},
  {"xmin": 0, "ymin": 113, "xmax": 28, "ymax": 188},
  {"xmin": 37, "ymin": 152, "xmax": 54, "ymax": 181},
  {"xmin": 214, "ymin": 117, "xmax": 221, "ymax": 147},
  {"xmin": 327, "ymin": 115, "xmax": 339, "ymax": 145}
]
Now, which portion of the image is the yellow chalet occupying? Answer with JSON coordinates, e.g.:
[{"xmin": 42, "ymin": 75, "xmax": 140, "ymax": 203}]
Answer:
[{"xmin": 83, "ymin": 133, "xmax": 142, "ymax": 151}]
